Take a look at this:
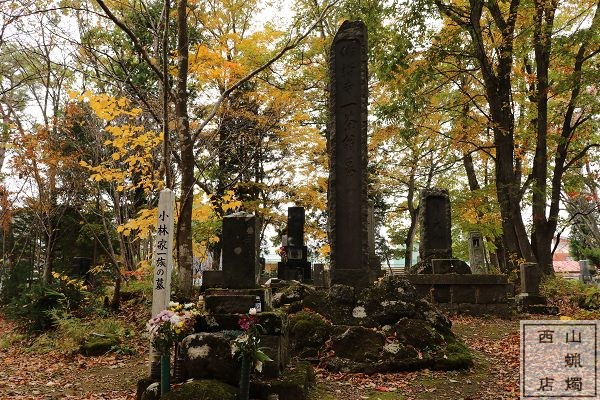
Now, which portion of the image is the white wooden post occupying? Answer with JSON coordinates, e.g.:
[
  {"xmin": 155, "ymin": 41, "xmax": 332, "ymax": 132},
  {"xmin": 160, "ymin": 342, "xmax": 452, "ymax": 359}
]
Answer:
[{"xmin": 149, "ymin": 189, "xmax": 175, "ymax": 376}]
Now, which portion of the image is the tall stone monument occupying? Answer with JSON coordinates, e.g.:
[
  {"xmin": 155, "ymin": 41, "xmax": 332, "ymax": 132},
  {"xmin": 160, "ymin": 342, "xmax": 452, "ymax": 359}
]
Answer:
[{"xmin": 328, "ymin": 20, "xmax": 379, "ymax": 288}]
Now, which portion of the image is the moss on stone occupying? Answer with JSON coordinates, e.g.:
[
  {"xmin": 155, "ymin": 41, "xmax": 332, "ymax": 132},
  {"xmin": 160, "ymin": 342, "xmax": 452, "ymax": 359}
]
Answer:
[
  {"xmin": 252, "ymin": 361, "xmax": 315, "ymax": 400},
  {"xmin": 161, "ymin": 379, "xmax": 237, "ymax": 400},
  {"xmin": 432, "ymin": 339, "xmax": 473, "ymax": 370},
  {"xmin": 288, "ymin": 310, "xmax": 332, "ymax": 350},
  {"xmin": 80, "ymin": 335, "xmax": 120, "ymax": 356}
]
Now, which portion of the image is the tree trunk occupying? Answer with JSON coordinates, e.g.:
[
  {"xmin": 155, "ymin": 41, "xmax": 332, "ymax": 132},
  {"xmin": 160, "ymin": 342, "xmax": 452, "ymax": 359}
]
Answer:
[
  {"xmin": 175, "ymin": 0, "xmax": 193, "ymax": 299},
  {"xmin": 404, "ymin": 167, "xmax": 417, "ymax": 271}
]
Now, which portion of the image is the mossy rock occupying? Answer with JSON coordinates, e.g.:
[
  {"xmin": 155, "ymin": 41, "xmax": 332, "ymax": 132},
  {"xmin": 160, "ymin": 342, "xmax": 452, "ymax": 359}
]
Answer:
[
  {"xmin": 431, "ymin": 340, "xmax": 473, "ymax": 370},
  {"xmin": 392, "ymin": 318, "xmax": 446, "ymax": 350},
  {"xmin": 251, "ymin": 361, "xmax": 315, "ymax": 400},
  {"xmin": 288, "ymin": 310, "xmax": 332, "ymax": 357},
  {"xmin": 331, "ymin": 326, "xmax": 385, "ymax": 362},
  {"xmin": 161, "ymin": 379, "xmax": 237, "ymax": 400},
  {"xmin": 80, "ymin": 335, "xmax": 120, "ymax": 356},
  {"xmin": 301, "ymin": 289, "xmax": 374, "ymax": 326},
  {"xmin": 273, "ymin": 282, "xmax": 317, "ymax": 308}
]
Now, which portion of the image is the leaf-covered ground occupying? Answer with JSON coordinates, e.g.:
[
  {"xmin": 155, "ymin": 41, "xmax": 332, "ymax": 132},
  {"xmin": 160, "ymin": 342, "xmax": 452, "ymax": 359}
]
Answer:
[{"xmin": 1, "ymin": 313, "xmax": 528, "ymax": 399}]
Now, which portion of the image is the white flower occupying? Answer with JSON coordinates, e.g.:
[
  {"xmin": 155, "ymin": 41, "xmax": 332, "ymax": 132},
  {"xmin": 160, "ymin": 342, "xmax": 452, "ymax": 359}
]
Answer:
[
  {"xmin": 169, "ymin": 301, "xmax": 178, "ymax": 308},
  {"xmin": 249, "ymin": 308, "xmax": 257, "ymax": 315},
  {"xmin": 231, "ymin": 342, "xmax": 239, "ymax": 356},
  {"xmin": 184, "ymin": 303, "xmax": 194, "ymax": 310},
  {"xmin": 255, "ymin": 360, "xmax": 263, "ymax": 372}
]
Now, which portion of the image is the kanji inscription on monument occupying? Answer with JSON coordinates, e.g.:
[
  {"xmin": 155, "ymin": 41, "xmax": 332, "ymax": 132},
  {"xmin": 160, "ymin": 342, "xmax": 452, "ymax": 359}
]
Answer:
[
  {"xmin": 151, "ymin": 189, "xmax": 174, "ymax": 318},
  {"xmin": 521, "ymin": 320, "xmax": 598, "ymax": 398},
  {"xmin": 328, "ymin": 20, "xmax": 372, "ymax": 288}
]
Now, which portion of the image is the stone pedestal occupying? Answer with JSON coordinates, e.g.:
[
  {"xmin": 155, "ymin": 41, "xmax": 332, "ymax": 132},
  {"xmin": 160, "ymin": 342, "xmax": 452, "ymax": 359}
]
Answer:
[{"xmin": 515, "ymin": 293, "xmax": 558, "ymax": 315}]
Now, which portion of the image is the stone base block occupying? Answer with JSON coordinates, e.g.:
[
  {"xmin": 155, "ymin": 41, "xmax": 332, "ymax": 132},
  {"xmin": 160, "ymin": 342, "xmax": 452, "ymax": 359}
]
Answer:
[
  {"xmin": 330, "ymin": 268, "xmax": 379, "ymax": 288},
  {"xmin": 516, "ymin": 293, "xmax": 558, "ymax": 315},
  {"xmin": 201, "ymin": 270, "xmax": 224, "ymax": 289},
  {"xmin": 405, "ymin": 274, "xmax": 512, "ymax": 316},
  {"xmin": 250, "ymin": 361, "xmax": 315, "ymax": 400},
  {"xmin": 278, "ymin": 261, "xmax": 312, "ymax": 282},
  {"xmin": 205, "ymin": 288, "xmax": 273, "ymax": 311},
  {"xmin": 205, "ymin": 294, "xmax": 256, "ymax": 314},
  {"xmin": 196, "ymin": 312, "xmax": 286, "ymax": 335}
]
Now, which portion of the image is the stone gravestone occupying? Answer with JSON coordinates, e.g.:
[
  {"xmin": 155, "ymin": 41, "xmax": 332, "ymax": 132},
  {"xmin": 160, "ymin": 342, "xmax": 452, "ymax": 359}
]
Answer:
[
  {"xmin": 516, "ymin": 262, "xmax": 556, "ymax": 314},
  {"xmin": 579, "ymin": 259, "xmax": 591, "ymax": 283},
  {"xmin": 277, "ymin": 207, "xmax": 311, "ymax": 282},
  {"xmin": 149, "ymin": 189, "xmax": 175, "ymax": 377},
  {"xmin": 221, "ymin": 212, "xmax": 261, "ymax": 289},
  {"xmin": 468, "ymin": 231, "xmax": 487, "ymax": 274},
  {"xmin": 312, "ymin": 263, "xmax": 326, "ymax": 287},
  {"xmin": 417, "ymin": 188, "xmax": 470, "ymax": 274},
  {"xmin": 328, "ymin": 20, "xmax": 380, "ymax": 288}
]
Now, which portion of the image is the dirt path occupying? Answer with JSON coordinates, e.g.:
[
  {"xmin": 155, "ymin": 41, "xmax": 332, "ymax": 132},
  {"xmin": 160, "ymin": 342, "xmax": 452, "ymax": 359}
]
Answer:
[
  {"xmin": 1, "ymin": 314, "xmax": 522, "ymax": 400},
  {"xmin": 0, "ymin": 316, "xmax": 146, "ymax": 400}
]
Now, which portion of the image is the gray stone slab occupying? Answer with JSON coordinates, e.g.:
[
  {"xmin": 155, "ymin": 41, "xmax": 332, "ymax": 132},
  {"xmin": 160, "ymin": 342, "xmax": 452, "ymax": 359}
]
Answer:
[
  {"xmin": 328, "ymin": 20, "xmax": 371, "ymax": 289},
  {"xmin": 419, "ymin": 188, "xmax": 452, "ymax": 261},
  {"xmin": 222, "ymin": 212, "xmax": 261, "ymax": 289}
]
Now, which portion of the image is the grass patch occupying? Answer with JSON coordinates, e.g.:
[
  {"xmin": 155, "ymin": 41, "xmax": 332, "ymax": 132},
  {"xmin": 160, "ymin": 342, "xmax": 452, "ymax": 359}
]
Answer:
[
  {"xmin": 306, "ymin": 384, "xmax": 338, "ymax": 400},
  {"xmin": 26, "ymin": 310, "xmax": 132, "ymax": 355},
  {"xmin": 0, "ymin": 332, "xmax": 26, "ymax": 349}
]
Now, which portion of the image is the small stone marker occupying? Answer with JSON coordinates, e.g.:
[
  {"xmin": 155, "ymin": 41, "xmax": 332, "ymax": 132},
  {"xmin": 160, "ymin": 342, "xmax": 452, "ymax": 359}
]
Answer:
[
  {"xmin": 328, "ymin": 20, "xmax": 379, "ymax": 288},
  {"xmin": 520, "ymin": 262, "xmax": 540, "ymax": 294},
  {"xmin": 579, "ymin": 259, "xmax": 591, "ymax": 283},
  {"xmin": 312, "ymin": 263, "xmax": 325, "ymax": 287},
  {"xmin": 516, "ymin": 262, "xmax": 556, "ymax": 314},
  {"xmin": 468, "ymin": 231, "xmax": 486, "ymax": 274},
  {"xmin": 222, "ymin": 212, "xmax": 261, "ymax": 289}
]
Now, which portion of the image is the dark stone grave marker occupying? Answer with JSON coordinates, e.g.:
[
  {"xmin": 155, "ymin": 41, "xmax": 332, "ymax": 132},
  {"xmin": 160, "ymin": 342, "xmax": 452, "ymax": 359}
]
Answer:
[
  {"xmin": 419, "ymin": 188, "xmax": 452, "ymax": 261},
  {"xmin": 278, "ymin": 207, "xmax": 311, "ymax": 281},
  {"xmin": 328, "ymin": 20, "xmax": 380, "ymax": 288},
  {"xmin": 222, "ymin": 212, "xmax": 260, "ymax": 289},
  {"xmin": 416, "ymin": 188, "xmax": 470, "ymax": 274}
]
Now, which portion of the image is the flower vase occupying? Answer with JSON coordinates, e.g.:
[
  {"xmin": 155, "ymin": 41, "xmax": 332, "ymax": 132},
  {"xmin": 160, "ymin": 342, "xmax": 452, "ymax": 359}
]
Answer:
[
  {"xmin": 173, "ymin": 343, "xmax": 186, "ymax": 383},
  {"xmin": 160, "ymin": 352, "xmax": 171, "ymax": 394},
  {"xmin": 238, "ymin": 355, "xmax": 251, "ymax": 400}
]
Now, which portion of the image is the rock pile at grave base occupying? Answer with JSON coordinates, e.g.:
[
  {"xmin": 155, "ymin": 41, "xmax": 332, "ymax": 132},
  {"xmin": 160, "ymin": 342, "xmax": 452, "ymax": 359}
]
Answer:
[{"xmin": 283, "ymin": 275, "xmax": 473, "ymax": 373}]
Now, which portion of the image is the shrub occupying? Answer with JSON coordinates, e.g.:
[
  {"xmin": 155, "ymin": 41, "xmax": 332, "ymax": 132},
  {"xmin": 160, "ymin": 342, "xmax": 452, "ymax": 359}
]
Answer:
[
  {"xmin": 579, "ymin": 286, "xmax": 600, "ymax": 310},
  {"xmin": 29, "ymin": 309, "xmax": 130, "ymax": 355},
  {"xmin": 3, "ymin": 273, "xmax": 90, "ymax": 332}
]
